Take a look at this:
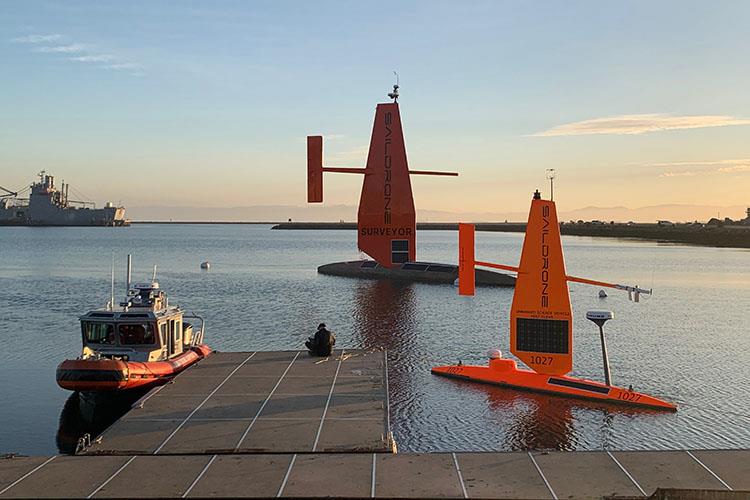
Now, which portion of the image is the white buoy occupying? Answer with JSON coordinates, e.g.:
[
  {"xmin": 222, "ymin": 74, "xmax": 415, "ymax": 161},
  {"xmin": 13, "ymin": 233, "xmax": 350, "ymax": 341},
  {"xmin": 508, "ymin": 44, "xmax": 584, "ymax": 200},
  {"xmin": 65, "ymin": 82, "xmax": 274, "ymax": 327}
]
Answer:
[{"xmin": 200, "ymin": 261, "xmax": 210, "ymax": 270}]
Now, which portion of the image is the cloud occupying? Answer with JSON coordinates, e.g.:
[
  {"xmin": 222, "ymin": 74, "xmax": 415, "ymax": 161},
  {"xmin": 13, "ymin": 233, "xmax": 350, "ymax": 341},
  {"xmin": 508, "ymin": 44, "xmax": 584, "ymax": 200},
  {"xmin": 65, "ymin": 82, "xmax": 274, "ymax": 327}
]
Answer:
[
  {"xmin": 33, "ymin": 43, "xmax": 86, "ymax": 53},
  {"xmin": 535, "ymin": 114, "xmax": 750, "ymax": 137},
  {"xmin": 9, "ymin": 33, "xmax": 144, "ymax": 75},
  {"xmin": 655, "ymin": 158, "xmax": 750, "ymax": 178},
  {"xmin": 11, "ymin": 34, "xmax": 63, "ymax": 43},
  {"xmin": 102, "ymin": 62, "xmax": 144, "ymax": 70},
  {"xmin": 717, "ymin": 165, "xmax": 750, "ymax": 173},
  {"xmin": 658, "ymin": 171, "xmax": 701, "ymax": 178},
  {"xmin": 647, "ymin": 159, "xmax": 750, "ymax": 168},
  {"xmin": 69, "ymin": 54, "xmax": 115, "ymax": 63},
  {"xmin": 644, "ymin": 158, "xmax": 750, "ymax": 168},
  {"xmin": 327, "ymin": 145, "xmax": 369, "ymax": 163}
]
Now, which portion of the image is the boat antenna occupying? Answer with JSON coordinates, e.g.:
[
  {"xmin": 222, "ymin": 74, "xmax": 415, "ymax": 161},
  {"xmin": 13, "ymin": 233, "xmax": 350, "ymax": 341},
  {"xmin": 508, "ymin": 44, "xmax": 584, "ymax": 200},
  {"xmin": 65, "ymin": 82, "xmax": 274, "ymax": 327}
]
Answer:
[
  {"xmin": 109, "ymin": 252, "xmax": 115, "ymax": 310},
  {"xmin": 387, "ymin": 71, "xmax": 400, "ymax": 102},
  {"xmin": 546, "ymin": 169, "xmax": 556, "ymax": 201},
  {"xmin": 126, "ymin": 254, "xmax": 132, "ymax": 295},
  {"xmin": 152, "ymin": 264, "xmax": 157, "ymax": 282}
]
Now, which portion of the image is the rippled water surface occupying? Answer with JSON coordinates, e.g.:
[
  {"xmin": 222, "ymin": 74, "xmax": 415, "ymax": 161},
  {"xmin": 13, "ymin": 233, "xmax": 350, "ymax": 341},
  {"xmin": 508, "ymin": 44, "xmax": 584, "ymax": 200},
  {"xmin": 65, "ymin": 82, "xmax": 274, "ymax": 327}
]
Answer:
[{"xmin": 1, "ymin": 224, "xmax": 749, "ymax": 454}]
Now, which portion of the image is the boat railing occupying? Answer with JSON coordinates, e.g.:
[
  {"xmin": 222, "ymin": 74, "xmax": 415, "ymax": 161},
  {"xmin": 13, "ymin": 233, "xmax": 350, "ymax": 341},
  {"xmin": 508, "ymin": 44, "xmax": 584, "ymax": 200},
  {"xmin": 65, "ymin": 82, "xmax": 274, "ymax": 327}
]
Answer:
[{"xmin": 184, "ymin": 313, "xmax": 205, "ymax": 346}]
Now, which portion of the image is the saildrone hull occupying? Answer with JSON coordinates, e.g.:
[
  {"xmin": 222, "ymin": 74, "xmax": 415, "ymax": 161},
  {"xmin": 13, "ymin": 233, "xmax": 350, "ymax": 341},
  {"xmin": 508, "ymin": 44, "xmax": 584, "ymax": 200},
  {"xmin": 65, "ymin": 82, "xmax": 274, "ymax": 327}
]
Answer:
[{"xmin": 432, "ymin": 358, "xmax": 676, "ymax": 412}]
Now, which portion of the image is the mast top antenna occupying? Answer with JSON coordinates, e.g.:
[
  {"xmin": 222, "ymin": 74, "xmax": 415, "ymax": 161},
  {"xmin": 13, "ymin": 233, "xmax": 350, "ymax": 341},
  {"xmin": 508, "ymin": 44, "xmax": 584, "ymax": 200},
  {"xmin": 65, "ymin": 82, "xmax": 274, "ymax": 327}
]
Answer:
[
  {"xmin": 546, "ymin": 169, "xmax": 556, "ymax": 201},
  {"xmin": 387, "ymin": 71, "xmax": 400, "ymax": 102}
]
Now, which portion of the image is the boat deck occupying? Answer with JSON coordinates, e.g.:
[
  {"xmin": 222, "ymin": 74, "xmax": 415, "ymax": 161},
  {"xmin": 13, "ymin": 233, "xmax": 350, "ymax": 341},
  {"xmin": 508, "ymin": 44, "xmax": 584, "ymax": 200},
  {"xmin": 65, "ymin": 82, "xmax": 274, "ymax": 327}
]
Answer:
[
  {"xmin": 83, "ymin": 350, "xmax": 393, "ymax": 455},
  {"xmin": 1, "ymin": 450, "xmax": 748, "ymax": 498}
]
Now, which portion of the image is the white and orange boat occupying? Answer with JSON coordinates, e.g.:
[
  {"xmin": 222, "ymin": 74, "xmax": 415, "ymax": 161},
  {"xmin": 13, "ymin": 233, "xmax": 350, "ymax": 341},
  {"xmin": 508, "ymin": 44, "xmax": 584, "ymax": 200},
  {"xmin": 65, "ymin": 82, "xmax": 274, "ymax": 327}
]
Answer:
[
  {"xmin": 57, "ymin": 256, "xmax": 211, "ymax": 392},
  {"xmin": 432, "ymin": 190, "xmax": 677, "ymax": 411}
]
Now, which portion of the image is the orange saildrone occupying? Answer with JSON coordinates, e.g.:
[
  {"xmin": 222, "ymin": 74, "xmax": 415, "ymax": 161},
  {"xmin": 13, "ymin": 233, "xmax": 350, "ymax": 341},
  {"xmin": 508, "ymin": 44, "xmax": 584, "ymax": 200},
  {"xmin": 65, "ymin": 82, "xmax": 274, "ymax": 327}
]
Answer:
[
  {"xmin": 305, "ymin": 84, "xmax": 514, "ymax": 286},
  {"xmin": 307, "ymin": 84, "xmax": 457, "ymax": 268},
  {"xmin": 432, "ymin": 190, "xmax": 677, "ymax": 411}
]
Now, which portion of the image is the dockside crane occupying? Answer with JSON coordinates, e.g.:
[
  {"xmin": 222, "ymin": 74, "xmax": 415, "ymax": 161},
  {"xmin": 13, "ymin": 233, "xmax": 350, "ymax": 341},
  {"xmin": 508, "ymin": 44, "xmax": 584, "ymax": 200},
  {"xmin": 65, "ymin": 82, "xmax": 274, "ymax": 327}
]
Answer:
[{"xmin": 0, "ymin": 185, "xmax": 18, "ymax": 199}]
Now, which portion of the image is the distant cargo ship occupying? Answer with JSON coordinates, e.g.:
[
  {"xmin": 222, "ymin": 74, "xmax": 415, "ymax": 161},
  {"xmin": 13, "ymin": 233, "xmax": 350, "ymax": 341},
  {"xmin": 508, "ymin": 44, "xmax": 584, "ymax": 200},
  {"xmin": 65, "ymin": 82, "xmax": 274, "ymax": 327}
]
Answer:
[{"xmin": 0, "ymin": 172, "xmax": 129, "ymax": 226}]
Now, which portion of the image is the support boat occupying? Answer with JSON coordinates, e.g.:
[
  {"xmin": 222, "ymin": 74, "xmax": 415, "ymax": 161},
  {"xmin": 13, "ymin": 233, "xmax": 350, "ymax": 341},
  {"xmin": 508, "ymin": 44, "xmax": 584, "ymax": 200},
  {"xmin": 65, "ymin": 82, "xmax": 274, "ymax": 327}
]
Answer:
[{"xmin": 56, "ymin": 256, "xmax": 211, "ymax": 392}]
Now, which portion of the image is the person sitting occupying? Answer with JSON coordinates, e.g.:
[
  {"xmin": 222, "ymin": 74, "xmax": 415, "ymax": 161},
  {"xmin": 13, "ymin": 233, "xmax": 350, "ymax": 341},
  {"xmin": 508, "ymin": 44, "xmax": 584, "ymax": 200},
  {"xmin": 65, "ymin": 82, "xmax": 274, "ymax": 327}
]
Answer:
[{"xmin": 306, "ymin": 323, "xmax": 335, "ymax": 356}]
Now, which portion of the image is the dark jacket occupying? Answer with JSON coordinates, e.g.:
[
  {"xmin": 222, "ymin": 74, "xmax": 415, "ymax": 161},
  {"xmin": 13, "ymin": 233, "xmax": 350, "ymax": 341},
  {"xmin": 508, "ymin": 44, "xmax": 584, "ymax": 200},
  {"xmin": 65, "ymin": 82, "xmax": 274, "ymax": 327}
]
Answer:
[{"xmin": 307, "ymin": 328, "xmax": 335, "ymax": 356}]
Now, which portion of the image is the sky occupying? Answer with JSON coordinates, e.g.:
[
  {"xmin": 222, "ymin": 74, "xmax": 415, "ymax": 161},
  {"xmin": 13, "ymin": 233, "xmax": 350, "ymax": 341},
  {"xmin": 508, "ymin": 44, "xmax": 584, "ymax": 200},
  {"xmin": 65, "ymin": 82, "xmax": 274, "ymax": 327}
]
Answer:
[{"xmin": 1, "ymin": 1, "xmax": 749, "ymax": 219}]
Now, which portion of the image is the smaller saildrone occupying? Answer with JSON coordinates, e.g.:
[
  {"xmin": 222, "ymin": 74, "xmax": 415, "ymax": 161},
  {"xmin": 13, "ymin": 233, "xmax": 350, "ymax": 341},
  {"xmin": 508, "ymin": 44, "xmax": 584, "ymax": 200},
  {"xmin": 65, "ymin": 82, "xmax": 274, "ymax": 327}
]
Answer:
[{"xmin": 432, "ymin": 190, "xmax": 676, "ymax": 411}]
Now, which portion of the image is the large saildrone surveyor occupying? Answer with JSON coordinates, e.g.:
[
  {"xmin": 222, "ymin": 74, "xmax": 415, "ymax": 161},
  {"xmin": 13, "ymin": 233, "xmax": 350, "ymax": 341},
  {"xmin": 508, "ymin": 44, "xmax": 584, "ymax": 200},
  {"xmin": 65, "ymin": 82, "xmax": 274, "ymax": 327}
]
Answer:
[{"xmin": 306, "ymin": 82, "xmax": 513, "ymax": 286}]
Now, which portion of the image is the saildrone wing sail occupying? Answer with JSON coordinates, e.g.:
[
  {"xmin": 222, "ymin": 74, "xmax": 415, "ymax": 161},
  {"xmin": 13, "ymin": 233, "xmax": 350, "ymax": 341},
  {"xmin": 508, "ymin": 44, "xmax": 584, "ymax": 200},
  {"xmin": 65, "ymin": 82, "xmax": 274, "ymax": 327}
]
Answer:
[
  {"xmin": 458, "ymin": 223, "xmax": 476, "ymax": 296},
  {"xmin": 510, "ymin": 195, "xmax": 573, "ymax": 376},
  {"xmin": 307, "ymin": 136, "xmax": 323, "ymax": 203},
  {"xmin": 357, "ymin": 103, "xmax": 416, "ymax": 268}
]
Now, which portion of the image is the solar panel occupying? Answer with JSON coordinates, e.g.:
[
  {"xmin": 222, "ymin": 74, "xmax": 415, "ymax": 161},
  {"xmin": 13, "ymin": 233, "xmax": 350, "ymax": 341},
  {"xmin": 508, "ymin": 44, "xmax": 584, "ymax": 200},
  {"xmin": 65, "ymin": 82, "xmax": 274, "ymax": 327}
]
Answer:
[
  {"xmin": 391, "ymin": 240, "xmax": 409, "ymax": 252},
  {"xmin": 426, "ymin": 264, "xmax": 456, "ymax": 273},
  {"xmin": 401, "ymin": 263, "xmax": 429, "ymax": 271},
  {"xmin": 360, "ymin": 261, "xmax": 378, "ymax": 268},
  {"xmin": 392, "ymin": 252, "xmax": 409, "ymax": 263},
  {"xmin": 547, "ymin": 377, "xmax": 610, "ymax": 394},
  {"xmin": 515, "ymin": 318, "xmax": 569, "ymax": 354}
]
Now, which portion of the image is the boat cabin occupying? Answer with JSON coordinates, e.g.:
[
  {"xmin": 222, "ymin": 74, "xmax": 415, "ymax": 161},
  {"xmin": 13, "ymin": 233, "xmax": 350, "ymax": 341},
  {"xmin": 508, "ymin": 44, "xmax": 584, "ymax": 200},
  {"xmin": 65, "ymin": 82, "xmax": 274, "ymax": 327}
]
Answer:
[{"xmin": 78, "ymin": 282, "xmax": 203, "ymax": 363}]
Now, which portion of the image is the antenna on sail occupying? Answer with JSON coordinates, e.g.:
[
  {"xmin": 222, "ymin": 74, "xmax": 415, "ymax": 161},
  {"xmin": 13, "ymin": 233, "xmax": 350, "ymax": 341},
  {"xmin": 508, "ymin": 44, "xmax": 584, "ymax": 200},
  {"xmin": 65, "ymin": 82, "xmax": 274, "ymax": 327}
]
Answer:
[
  {"xmin": 546, "ymin": 169, "xmax": 556, "ymax": 201},
  {"xmin": 126, "ymin": 254, "xmax": 132, "ymax": 295},
  {"xmin": 388, "ymin": 71, "xmax": 400, "ymax": 102},
  {"xmin": 109, "ymin": 252, "xmax": 115, "ymax": 310}
]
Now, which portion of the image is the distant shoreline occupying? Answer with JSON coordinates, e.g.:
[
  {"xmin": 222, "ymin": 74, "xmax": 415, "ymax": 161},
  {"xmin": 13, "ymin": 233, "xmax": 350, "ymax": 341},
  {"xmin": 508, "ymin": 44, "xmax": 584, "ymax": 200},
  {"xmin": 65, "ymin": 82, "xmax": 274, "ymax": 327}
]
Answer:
[
  {"xmin": 271, "ymin": 221, "xmax": 750, "ymax": 249},
  {"xmin": 126, "ymin": 220, "xmax": 750, "ymax": 249},
  {"xmin": 132, "ymin": 221, "xmax": 276, "ymax": 224}
]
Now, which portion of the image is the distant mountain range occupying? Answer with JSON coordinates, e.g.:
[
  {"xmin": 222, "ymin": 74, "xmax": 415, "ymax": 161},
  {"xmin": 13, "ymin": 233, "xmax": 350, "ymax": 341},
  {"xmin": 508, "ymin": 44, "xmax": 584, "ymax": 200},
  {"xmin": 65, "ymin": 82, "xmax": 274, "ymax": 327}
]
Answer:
[{"xmin": 128, "ymin": 203, "xmax": 748, "ymax": 223}]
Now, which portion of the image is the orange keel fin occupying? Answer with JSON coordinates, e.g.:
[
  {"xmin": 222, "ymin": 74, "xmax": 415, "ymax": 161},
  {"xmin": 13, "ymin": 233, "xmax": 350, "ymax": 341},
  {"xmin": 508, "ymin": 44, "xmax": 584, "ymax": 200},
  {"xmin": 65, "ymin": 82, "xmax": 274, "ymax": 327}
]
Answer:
[
  {"xmin": 307, "ymin": 136, "xmax": 323, "ymax": 203},
  {"xmin": 510, "ymin": 193, "xmax": 573, "ymax": 376},
  {"xmin": 458, "ymin": 223, "xmax": 476, "ymax": 296}
]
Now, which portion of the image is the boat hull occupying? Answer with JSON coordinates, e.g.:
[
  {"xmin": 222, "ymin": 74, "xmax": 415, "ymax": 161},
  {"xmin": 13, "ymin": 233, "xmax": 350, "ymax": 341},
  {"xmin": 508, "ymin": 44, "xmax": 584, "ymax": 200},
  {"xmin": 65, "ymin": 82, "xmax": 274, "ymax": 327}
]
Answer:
[
  {"xmin": 56, "ymin": 344, "xmax": 212, "ymax": 392},
  {"xmin": 431, "ymin": 358, "xmax": 676, "ymax": 411},
  {"xmin": 318, "ymin": 260, "xmax": 515, "ymax": 286}
]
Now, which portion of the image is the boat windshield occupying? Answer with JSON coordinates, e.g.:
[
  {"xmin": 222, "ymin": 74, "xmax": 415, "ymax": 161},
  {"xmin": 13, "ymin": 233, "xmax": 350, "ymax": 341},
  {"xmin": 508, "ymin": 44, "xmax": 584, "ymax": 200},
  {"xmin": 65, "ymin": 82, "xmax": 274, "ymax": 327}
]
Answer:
[
  {"xmin": 82, "ymin": 322, "xmax": 116, "ymax": 345},
  {"xmin": 119, "ymin": 323, "xmax": 156, "ymax": 345}
]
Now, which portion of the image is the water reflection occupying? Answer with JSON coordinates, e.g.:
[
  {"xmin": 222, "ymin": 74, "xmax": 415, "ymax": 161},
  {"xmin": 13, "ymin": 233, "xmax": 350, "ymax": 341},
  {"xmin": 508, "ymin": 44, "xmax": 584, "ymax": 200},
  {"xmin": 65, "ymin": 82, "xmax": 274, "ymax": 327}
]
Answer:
[
  {"xmin": 351, "ymin": 279, "xmax": 418, "ymax": 351},
  {"xmin": 56, "ymin": 390, "xmax": 147, "ymax": 454},
  {"xmin": 483, "ymin": 383, "xmax": 665, "ymax": 451},
  {"xmin": 3, "ymin": 225, "xmax": 748, "ymax": 455}
]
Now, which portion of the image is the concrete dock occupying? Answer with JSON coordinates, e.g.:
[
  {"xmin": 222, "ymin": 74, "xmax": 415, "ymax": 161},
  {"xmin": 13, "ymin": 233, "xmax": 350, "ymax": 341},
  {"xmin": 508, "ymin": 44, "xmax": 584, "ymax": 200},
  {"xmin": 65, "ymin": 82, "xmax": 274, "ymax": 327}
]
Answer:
[
  {"xmin": 1, "ymin": 450, "xmax": 748, "ymax": 498},
  {"xmin": 84, "ymin": 350, "xmax": 393, "ymax": 455},
  {"xmin": 1, "ymin": 350, "xmax": 748, "ymax": 498}
]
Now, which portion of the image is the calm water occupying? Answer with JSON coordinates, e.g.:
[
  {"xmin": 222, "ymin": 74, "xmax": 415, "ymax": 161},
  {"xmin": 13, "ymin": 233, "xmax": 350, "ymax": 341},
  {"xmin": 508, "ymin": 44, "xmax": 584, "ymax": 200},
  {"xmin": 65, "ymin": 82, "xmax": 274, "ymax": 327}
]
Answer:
[{"xmin": 1, "ymin": 224, "xmax": 749, "ymax": 455}]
